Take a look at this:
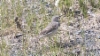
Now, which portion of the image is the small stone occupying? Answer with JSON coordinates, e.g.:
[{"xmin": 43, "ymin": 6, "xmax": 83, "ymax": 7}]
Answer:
[
  {"xmin": 14, "ymin": 33, "xmax": 23, "ymax": 38},
  {"xmin": 98, "ymin": 36, "xmax": 100, "ymax": 39}
]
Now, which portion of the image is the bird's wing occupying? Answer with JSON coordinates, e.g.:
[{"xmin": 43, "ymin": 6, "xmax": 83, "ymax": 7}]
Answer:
[{"xmin": 40, "ymin": 22, "xmax": 59, "ymax": 35}]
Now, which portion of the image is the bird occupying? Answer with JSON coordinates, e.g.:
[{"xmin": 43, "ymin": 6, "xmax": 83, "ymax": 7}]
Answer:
[{"xmin": 38, "ymin": 15, "xmax": 61, "ymax": 38}]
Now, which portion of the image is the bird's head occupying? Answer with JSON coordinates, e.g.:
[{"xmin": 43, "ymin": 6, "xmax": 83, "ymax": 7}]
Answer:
[{"xmin": 51, "ymin": 15, "xmax": 61, "ymax": 22}]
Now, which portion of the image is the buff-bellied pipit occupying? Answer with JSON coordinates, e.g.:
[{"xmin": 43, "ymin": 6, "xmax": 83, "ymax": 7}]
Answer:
[{"xmin": 38, "ymin": 15, "xmax": 61, "ymax": 38}]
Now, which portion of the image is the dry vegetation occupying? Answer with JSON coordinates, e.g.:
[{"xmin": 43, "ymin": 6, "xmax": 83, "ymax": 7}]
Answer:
[{"xmin": 0, "ymin": 0, "xmax": 100, "ymax": 56}]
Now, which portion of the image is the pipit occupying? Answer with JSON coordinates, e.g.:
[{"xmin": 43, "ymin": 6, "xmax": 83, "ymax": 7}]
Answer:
[{"xmin": 38, "ymin": 15, "xmax": 61, "ymax": 38}]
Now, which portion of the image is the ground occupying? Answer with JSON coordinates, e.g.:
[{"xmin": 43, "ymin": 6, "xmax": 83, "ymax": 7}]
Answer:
[{"xmin": 0, "ymin": 0, "xmax": 100, "ymax": 56}]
